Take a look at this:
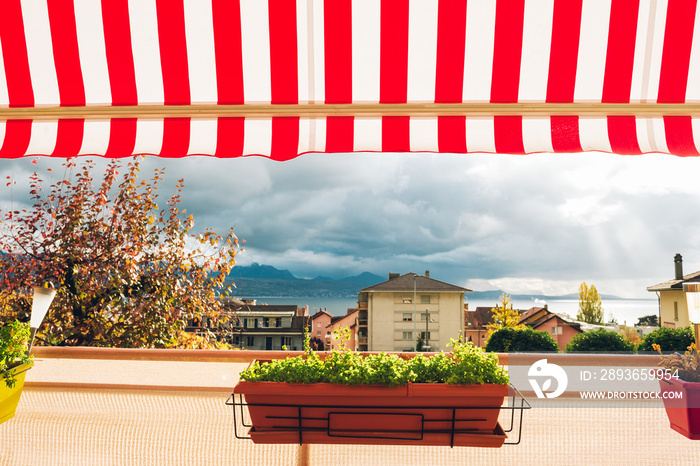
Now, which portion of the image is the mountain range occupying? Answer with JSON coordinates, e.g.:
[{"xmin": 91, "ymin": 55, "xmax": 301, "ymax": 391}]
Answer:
[
  {"xmin": 225, "ymin": 263, "xmax": 621, "ymax": 300},
  {"xmin": 225, "ymin": 263, "xmax": 385, "ymax": 298}
]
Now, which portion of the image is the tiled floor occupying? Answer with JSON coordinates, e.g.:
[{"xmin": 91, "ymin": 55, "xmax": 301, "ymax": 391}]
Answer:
[{"xmin": 2, "ymin": 386, "xmax": 699, "ymax": 466}]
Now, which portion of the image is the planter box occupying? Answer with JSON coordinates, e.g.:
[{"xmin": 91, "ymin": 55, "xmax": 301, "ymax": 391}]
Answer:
[
  {"xmin": 659, "ymin": 377, "xmax": 700, "ymax": 440},
  {"xmin": 233, "ymin": 379, "xmax": 509, "ymax": 447},
  {"xmin": 0, "ymin": 363, "xmax": 33, "ymax": 425}
]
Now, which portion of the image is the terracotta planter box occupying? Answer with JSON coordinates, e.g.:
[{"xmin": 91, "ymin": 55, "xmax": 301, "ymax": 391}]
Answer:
[
  {"xmin": 659, "ymin": 377, "xmax": 700, "ymax": 440},
  {"xmin": 0, "ymin": 363, "xmax": 33, "ymax": 425},
  {"xmin": 233, "ymin": 379, "xmax": 509, "ymax": 447}
]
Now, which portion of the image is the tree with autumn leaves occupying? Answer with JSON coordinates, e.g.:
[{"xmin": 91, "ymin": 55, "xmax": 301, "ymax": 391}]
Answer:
[
  {"xmin": 487, "ymin": 293, "xmax": 524, "ymax": 332},
  {"xmin": 0, "ymin": 158, "xmax": 241, "ymax": 348}
]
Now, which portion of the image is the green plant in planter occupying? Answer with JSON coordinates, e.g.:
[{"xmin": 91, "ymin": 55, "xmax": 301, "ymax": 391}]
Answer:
[
  {"xmin": 240, "ymin": 331, "xmax": 509, "ymax": 386},
  {"xmin": 1, "ymin": 320, "xmax": 33, "ymax": 389}
]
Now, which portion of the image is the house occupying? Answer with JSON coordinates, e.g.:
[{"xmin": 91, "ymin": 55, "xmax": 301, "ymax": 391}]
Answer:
[
  {"xmin": 311, "ymin": 308, "xmax": 361, "ymax": 351},
  {"xmin": 356, "ymin": 271, "xmax": 472, "ymax": 352},
  {"xmin": 226, "ymin": 302, "xmax": 310, "ymax": 350},
  {"xmin": 464, "ymin": 305, "xmax": 582, "ymax": 350},
  {"xmin": 310, "ymin": 309, "xmax": 332, "ymax": 349},
  {"xmin": 463, "ymin": 307, "xmax": 494, "ymax": 347},
  {"xmin": 647, "ymin": 254, "xmax": 700, "ymax": 327},
  {"xmin": 519, "ymin": 306, "xmax": 582, "ymax": 350}
]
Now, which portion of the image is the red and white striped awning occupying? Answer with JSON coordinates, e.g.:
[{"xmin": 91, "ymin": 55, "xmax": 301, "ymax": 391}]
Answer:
[{"xmin": 1, "ymin": 0, "xmax": 699, "ymax": 159}]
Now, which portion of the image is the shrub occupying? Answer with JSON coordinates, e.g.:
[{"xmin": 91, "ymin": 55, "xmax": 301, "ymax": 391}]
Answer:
[
  {"xmin": 484, "ymin": 327, "xmax": 559, "ymax": 352},
  {"xmin": 637, "ymin": 326, "xmax": 694, "ymax": 353},
  {"xmin": 1, "ymin": 320, "xmax": 34, "ymax": 388},
  {"xmin": 565, "ymin": 329, "xmax": 635, "ymax": 353},
  {"xmin": 240, "ymin": 336, "xmax": 509, "ymax": 386}
]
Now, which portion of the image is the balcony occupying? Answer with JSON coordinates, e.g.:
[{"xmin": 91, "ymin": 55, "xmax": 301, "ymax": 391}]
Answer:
[{"xmin": 2, "ymin": 348, "xmax": 697, "ymax": 464}]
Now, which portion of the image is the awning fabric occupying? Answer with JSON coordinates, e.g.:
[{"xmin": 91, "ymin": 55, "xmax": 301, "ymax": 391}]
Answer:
[{"xmin": 1, "ymin": 0, "xmax": 700, "ymax": 160}]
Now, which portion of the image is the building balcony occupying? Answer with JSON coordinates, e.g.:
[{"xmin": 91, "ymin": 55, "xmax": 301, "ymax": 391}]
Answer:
[
  {"xmin": 2, "ymin": 347, "xmax": 696, "ymax": 464},
  {"xmin": 357, "ymin": 318, "xmax": 368, "ymax": 327}
]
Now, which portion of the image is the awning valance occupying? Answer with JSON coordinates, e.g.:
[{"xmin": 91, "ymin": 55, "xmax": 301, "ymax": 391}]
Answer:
[{"xmin": 0, "ymin": 0, "xmax": 699, "ymax": 159}]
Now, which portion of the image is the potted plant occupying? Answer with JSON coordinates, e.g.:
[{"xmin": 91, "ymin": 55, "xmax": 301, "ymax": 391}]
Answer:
[
  {"xmin": 231, "ymin": 331, "xmax": 514, "ymax": 447},
  {"xmin": 0, "ymin": 320, "xmax": 34, "ymax": 425},
  {"xmin": 654, "ymin": 342, "xmax": 700, "ymax": 439}
]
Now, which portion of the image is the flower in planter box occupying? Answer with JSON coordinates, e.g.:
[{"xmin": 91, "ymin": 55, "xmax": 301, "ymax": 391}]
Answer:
[{"xmin": 654, "ymin": 342, "xmax": 700, "ymax": 382}]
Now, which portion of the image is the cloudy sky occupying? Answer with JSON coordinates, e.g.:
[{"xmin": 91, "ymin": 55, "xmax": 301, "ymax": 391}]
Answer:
[{"xmin": 2, "ymin": 152, "xmax": 700, "ymax": 299}]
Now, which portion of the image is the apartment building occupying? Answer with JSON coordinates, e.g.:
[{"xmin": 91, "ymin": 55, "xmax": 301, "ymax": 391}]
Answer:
[{"xmin": 356, "ymin": 271, "xmax": 471, "ymax": 352}]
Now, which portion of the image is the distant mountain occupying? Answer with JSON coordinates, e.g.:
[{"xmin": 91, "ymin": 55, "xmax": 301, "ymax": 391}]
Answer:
[
  {"xmin": 226, "ymin": 265, "xmax": 385, "ymax": 298},
  {"xmin": 468, "ymin": 290, "xmax": 621, "ymax": 302},
  {"xmin": 224, "ymin": 265, "xmax": 623, "ymax": 301},
  {"xmin": 228, "ymin": 263, "xmax": 297, "ymax": 280},
  {"xmin": 339, "ymin": 272, "xmax": 385, "ymax": 286}
]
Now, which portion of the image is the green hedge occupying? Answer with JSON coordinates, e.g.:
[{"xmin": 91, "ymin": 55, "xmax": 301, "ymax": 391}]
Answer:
[
  {"xmin": 637, "ymin": 326, "xmax": 694, "ymax": 352},
  {"xmin": 484, "ymin": 327, "xmax": 559, "ymax": 352},
  {"xmin": 565, "ymin": 329, "xmax": 635, "ymax": 353}
]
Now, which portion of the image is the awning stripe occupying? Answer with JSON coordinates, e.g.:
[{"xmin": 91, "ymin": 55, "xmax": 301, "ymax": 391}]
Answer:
[
  {"xmin": 1, "ymin": 1, "xmax": 33, "ymax": 107},
  {"xmin": 435, "ymin": 0, "xmax": 467, "ymax": 152},
  {"xmin": 1, "ymin": 0, "xmax": 700, "ymax": 159},
  {"xmin": 324, "ymin": 0, "xmax": 353, "ymax": 152},
  {"xmin": 492, "ymin": 0, "xmax": 525, "ymax": 154},
  {"xmin": 101, "ymin": 0, "xmax": 137, "ymax": 106},
  {"xmin": 212, "ymin": 0, "xmax": 244, "ymax": 105},
  {"xmin": 660, "ymin": 1, "xmax": 698, "ymax": 156},
  {"xmin": 547, "ymin": 0, "xmax": 582, "ymax": 153}
]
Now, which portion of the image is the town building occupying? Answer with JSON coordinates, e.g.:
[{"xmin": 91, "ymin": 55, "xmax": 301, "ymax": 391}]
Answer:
[
  {"xmin": 226, "ymin": 302, "xmax": 310, "ymax": 350},
  {"xmin": 464, "ymin": 305, "xmax": 582, "ymax": 350},
  {"xmin": 463, "ymin": 307, "xmax": 492, "ymax": 347},
  {"xmin": 518, "ymin": 306, "xmax": 582, "ymax": 350},
  {"xmin": 647, "ymin": 254, "xmax": 700, "ymax": 327},
  {"xmin": 311, "ymin": 308, "xmax": 361, "ymax": 351},
  {"xmin": 356, "ymin": 271, "xmax": 471, "ymax": 352}
]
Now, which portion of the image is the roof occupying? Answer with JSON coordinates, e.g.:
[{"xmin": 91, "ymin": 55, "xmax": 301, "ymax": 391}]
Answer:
[
  {"xmin": 465, "ymin": 307, "xmax": 496, "ymax": 330},
  {"xmin": 311, "ymin": 310, "xmax": 333, "ymax": 321},
  {"xmin": 519, "ymin": 307, "xmax": 582, "ymax": 333},
  {"xmin": 361, "ymin": 273, "xmax": 471, "ymax": 293},
  {"xmin": 647, "ymin": 270, "xmax": 700, "ymax": 292},
  {"xmin": 1, "ymin": 3, "xmax": 699, "ymax": 159}
]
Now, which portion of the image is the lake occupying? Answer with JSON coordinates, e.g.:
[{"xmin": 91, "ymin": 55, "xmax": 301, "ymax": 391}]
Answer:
[{"xmin": 241, "ymin": 296, "xmax": 659, "ymax": 326}]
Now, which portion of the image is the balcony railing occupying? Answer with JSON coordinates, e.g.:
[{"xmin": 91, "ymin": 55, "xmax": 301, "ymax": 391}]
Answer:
[{"xmin": 5, "ymin": 347, "xmax": 694, "ymax": 465}]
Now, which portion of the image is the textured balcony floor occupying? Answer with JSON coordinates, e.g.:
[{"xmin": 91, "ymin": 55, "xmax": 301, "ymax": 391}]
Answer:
[{"xmin": 1, "ymin": 350, "xmax": 698, "ymax": 465}]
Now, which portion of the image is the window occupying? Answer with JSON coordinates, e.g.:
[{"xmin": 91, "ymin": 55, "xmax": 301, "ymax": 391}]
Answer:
[
  {"xmin": 674, "ymin": 302, "xmax": 679, "ymax": 321},
  {"xmin": 403, "ymin": 313, "xmax": 412, "ymax": 322},
  {"xmin": 421, "ymin": 295, "xmax": 431, "ymax": 304},
  {"xmin": 317, "ymin": 331, "xmax": 321, "ymax": 336},
  {"xmin": 317, "ymin": 322, "xmax": 321, "ymax": 327},
  {"xmin": 402, "ymin": 297, "xmax": 413, "ymax": 304},
  {"xmin": 420, "ymin": 331, "xmax": 431, "ymax": 340},
  {"xmin": 402, "ymin": 331, "xmax": 413, "ymax": 340},
  {"xmin": 246, "ymin": 336, "xmax": 255, "ymax": 347},
  {"xmin": 551, "ymin": 326, "xmax": 562, "ymax": 335},
  {"xmin": 281, "ymin": 336, "xmax": 292, "ymax": 348}
]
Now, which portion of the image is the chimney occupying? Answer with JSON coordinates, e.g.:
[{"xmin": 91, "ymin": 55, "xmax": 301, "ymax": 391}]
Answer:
[
  {"xmin": 389, "ymin": 272, "xmax": 399, "ymax": 280},
  {"xmin": 675, "ymin": 254, "xmax": 684, "ymax": 280},
  {"xmin": 425, "ymin": 270, "xmax": 430, "ymax": 278}
]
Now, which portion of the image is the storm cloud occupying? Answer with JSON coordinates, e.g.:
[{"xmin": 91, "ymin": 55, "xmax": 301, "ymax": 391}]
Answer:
[{"xmin": 2, "ymin": 152, "xmax": 699, "ymax": 299}]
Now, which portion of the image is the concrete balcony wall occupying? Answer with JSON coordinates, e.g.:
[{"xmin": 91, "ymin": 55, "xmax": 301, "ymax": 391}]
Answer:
[{"xmin": 1, "ymin": 348, "xmax": 697, "ymax": 465}]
